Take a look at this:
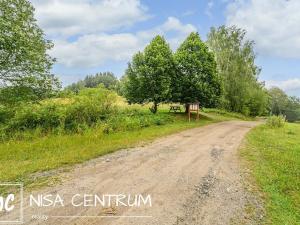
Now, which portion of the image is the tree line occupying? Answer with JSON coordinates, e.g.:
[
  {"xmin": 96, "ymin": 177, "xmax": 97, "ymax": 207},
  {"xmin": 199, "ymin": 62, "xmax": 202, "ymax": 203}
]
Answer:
[
  {"xmin": 1, "ymin": 0, "xmax": 300, "ymax": 121},
  {"xmin": 122, "ymin": 27, "xmax": 267, "ymax": 116},
  {"xmin": 66, "ymin": 72, "xmax": 119, "ymax": 93}
]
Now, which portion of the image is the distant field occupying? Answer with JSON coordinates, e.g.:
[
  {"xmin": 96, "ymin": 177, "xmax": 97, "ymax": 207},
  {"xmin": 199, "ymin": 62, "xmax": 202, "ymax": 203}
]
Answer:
[
  {"xmin": 241, "ymin": 123, "xmax": 300, "ymax": 224},
  {"xmin": 0, "ymin": 107, "xmax": 246, "ymax": 190}
]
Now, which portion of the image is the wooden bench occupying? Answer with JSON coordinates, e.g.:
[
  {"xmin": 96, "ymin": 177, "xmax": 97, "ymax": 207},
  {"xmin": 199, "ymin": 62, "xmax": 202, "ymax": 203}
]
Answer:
[{"xmin": 169, "ymin": 105, "xmax": 182, "ymax": 113}]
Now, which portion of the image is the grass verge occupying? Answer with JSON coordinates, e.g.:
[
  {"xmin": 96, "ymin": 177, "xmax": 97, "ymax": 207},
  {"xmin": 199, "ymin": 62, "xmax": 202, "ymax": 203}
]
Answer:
[{"xmin": 240, "ymin": 123, "xmax": 300, "ymax": 224}]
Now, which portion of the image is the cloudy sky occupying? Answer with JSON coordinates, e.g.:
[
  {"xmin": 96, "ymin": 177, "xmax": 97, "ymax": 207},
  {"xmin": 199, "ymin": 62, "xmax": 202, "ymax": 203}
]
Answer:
[{"xmin": 30, "ymin": 0, "xmax": 300, "ymax": 97}]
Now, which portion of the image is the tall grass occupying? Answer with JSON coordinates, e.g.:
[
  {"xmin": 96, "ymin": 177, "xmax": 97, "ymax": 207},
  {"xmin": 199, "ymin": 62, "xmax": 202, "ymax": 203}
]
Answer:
[
  {"xmin": 266, "ymin": 115, "xmax": 286, "ymax": 128},
  {"xmin": 0, "ymin": 87, "xmax": 175, "ymax": 141}
]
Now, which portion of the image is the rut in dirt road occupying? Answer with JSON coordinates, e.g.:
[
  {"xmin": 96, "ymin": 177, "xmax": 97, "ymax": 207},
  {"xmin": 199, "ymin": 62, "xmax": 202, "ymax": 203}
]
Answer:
[{"xmin": 3, "ymin": 121, "xmax": 264, "ymax": 225}]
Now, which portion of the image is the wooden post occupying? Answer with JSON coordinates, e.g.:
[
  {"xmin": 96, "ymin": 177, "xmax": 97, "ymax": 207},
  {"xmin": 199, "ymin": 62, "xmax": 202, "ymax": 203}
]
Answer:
[
  {"xmin": 188, "ymin": 102, "xmax": 200, "ymax": 122},
  {"xmin": 188, "ymin": 104, "xmax": 191, "ymax": 122}
]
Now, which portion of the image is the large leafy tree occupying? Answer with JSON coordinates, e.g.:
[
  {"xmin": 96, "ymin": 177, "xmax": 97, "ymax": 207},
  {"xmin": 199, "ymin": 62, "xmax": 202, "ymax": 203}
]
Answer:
[
  {"xmin": 173, "ymin": 32, "xmax": 221, "ymax": 111},
  {"xmin": 124, "ymin": 36, "xmax": 175, "ymax": 113},
  {"xmin": 0, "ymin": 0, "xmax": 60, "ymax": 104},
  {"xmin": 124, "ymin": 52, "xmax": 144, "ymax": 104},
  {"xmin": 207, "ymin": 26, "xmax": 268, "ymax": 116}
]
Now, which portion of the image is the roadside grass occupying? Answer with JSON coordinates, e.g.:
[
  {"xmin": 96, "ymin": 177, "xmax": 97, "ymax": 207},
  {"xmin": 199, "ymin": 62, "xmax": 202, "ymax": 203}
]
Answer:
[
  {"xmin": 202, "ymin": 108, "xmax": 254, "ymax": 121},
  {"xmin": 240, "ymin": 123, "xmax": 300, "ymax": 224},
  {"xmin": 0, "ymin": 109, "xmax": 239, "ymax": 189}
]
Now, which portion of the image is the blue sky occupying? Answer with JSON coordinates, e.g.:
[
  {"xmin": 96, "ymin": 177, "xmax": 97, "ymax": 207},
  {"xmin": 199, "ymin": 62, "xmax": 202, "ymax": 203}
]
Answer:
[{"xmin": 30, "ymin": 0, "xmax": 300, "ymax": 97}]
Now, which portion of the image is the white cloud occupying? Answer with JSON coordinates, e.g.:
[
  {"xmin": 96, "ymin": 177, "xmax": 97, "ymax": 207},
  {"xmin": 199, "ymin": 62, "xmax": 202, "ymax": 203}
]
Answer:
[
  {"xmin": 31, "ymin": 0, "xmax": 148, "ymax": 37},
  {"xmin": 226, "ymin": 0, "xmax": 300, "ymax": 59},
  {"xmin": 51, "ymin": 34, "xmax": 142, "ymax": 67},
  {"xmin": 265, "ymin": 78, "xmax": 300, "ymax": 92},
  {"xmin": 205, "ymin": 0, "xmax": 214, "ymax": 18},
  {"xmin": 30, "ymin": 0, "xmax": 197, "ymax": 69},
  {"xmin": 137, "ymin": 17, "xmax": 197, "ymax": 50},
  {"xmin": 51, "ymin": 17, "xmax": 197, "ymax": 67}
]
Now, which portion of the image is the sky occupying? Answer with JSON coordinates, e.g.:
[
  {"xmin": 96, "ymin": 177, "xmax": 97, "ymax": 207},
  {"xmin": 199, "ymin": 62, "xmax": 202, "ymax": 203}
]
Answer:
[{"xmin": 30, "ymin": 0, "xmax": 300, "ymax": 97}]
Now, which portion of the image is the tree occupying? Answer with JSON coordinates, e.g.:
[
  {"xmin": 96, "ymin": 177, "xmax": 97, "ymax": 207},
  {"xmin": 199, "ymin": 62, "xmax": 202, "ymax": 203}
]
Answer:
[
  {"xmin": 115, "ymin": 75, "xmax": 127, "ymax": 96},
  {"xmin": 268, "ymin": 87, "xmax": 300, "ymax": 121},
  {"xmin": 66, "ymin": 72, "xmax": 119, "ymax": 93},
  {"xmin": 207, "ymin": 26, "xmax": 268, "ymax": 116},
  {"xmin": 268, "ymin": 87, "xmax": 289, "ymax": 115},
  {"xmin": 173, "ymin": 32, "xmax": 221, "ymax": 111},
  {"xmin": 246, "ymin": 83, "xmax": 269, "ymax": 116},
  {"xmin": 0, "ymin": 0, "xmax": 60, "ymax": 104},
  {"xmin": 84, "ymin": 72, "xmax": 118, "ymax": 89},
  {"xmin": 124, "ymin": 52, "xmax": 144, "ymax": 104},
  {"xmin": 124, "ymin": 36, "xmax": 175, "ymax": 113}
]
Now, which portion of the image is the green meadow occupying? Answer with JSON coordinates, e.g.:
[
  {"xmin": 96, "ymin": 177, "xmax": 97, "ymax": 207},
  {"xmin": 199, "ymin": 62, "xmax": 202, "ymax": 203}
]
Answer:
[{"xmin": 241, "ymin": 123, "xmax": 300, "ymax": 224}]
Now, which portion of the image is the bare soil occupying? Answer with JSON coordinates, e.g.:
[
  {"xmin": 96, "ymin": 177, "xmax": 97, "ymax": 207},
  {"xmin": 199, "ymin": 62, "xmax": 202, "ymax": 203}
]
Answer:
[{"xmin": 2, "ymin": 121, "xmax": 264, "ymax": 225}]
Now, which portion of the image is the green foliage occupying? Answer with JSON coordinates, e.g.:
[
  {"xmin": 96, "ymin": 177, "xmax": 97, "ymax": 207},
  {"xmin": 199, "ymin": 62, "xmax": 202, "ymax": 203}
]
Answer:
[
  {"xmin": 0, "ymin": 0, "xmax": 60, "ymax": 105},
  {"xmin": 0, "ymin": 104, "xmax": 13, "ymax": 123},
  {"xmin": 246, "ymin": 86, "xmax": 269, "ymax": 116},
  {"xmin": 266, "ymin": 115, "xmax": 286, "ymax": 128},
  {"xmin": 207, "ymin": 26, "xmax": 268, "ymax": 116},
  {"xmin": 173, "ymin": 32, "xmax": 222, "ymax": 107},
  {"xmin": 103, "ymin": 113, "xmax": 174, "ymax": 134},
  {"xmin": 0, "ymin": 87, "xmax": 185, "ymax": 141},
  {"xmin": 64, "ymin": 87, "xmax": 117, "ymax": 132},
  {"xmin": 9, "ymin": 103, "xmax": 65, "ymax": 131},
  {"xmin": 268, "ymin": 87, "xmax": 300, "ymax": 122},
  {"xmin": 268, "ymin": 87, "xmax": 289, "ymax": 115},
  {"xmin": 124, "ymin": 52, "xmax": 144, "ymax": 104},
  {"xmin": 2, "ymin": 87, "xmax": 118, "ymax": 138},
  {"xmin": 124, "ymin": 36, "xmax": 175, "ymax": 113},
  {"xmin": 66, "ymin": 72, "xmax": 119, "ymax": 93},
  {"xmin": 124, "ymin": 34, "xmax": 223, "ymax": 113}
]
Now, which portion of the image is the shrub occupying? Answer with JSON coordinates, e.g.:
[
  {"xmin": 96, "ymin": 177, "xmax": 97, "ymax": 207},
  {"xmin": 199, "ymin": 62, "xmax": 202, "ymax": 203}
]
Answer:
[
  {"xmin": 5, "ymin": 86, "xmax": 118, "ymax": 134},
  {"xmin": 6, "ymin": 102, "xmax": 65, "ymax": 132},
  {"xmin": 266, "ymin": 115, "xmax": 286, "ymax": 128},
  {"xmin": 0, "ymin": 86, "xmax": 177, "ymax": 140},
  {"xmin": 8, "ymin": 104, "xmax": 42, "ymax": 130},
  {"xmin": 0, "ymin": 105, "xmax": 14, "ymax": 124},
  {"xmin": 64, "ymin": 87, "xmax": 117, "ymax": 132}
]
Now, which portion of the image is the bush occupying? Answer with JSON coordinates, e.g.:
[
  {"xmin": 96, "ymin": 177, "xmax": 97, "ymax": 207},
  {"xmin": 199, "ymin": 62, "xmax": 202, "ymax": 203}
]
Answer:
[
  {"xmin": 0, "ymin": 105, "xmax": 14, "ymax": 124},
  {"xmin": 7, "ymin": 103, "xmax": 65, "ymax": 132},
  {"xmin": 4, "ymin": 86, "xmax": 118, "ymax": 135},
  {"xmin": 64, "ymin": 87, "xmax": 117, "ymax": 132},
  {"xmin": 266, "ymin": 115, "xmax": 286, "ymax": 128},
  {"xmin": 0, "ymin": 86, "xmax": 178, "ymax": 140}
]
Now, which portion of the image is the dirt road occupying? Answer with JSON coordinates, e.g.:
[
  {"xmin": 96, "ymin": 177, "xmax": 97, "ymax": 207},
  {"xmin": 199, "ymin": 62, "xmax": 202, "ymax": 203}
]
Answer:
[{"xmin": 4, "ymin": 121, "xmax": 264, "ymax": 225}]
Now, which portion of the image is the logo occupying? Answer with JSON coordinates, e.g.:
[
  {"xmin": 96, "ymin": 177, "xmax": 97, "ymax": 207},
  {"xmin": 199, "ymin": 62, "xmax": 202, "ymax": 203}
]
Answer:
[{"xmin": 0, "ymin": 183, "xmax": 23, "ymax": 224}]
